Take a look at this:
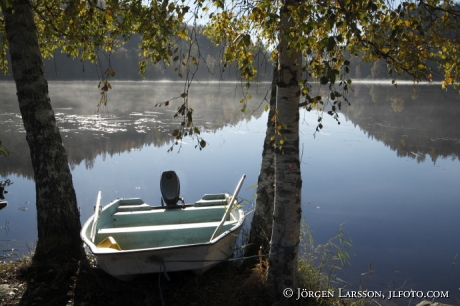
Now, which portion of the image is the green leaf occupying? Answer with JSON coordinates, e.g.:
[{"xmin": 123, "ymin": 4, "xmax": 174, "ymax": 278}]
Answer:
[{"xmin": 243, "ymin": 34, "xmax": 251, "ymax": 47}]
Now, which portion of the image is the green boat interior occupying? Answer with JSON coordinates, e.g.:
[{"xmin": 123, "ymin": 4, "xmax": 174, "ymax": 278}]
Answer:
[{"xmin": 91, "ymin": 196, "xmax": 239, "ymax": 251}]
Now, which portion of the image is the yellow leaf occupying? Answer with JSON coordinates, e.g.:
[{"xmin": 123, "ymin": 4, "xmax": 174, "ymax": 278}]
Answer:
[{"xmin": 178, "ymin": 29, "xmax": 187, "ymax": 39}]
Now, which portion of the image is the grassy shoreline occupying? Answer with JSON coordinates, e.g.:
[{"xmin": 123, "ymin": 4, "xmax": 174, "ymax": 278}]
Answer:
[{"xmin": 0, "ymin": 252, "xmax": 362, "ymax": 306}]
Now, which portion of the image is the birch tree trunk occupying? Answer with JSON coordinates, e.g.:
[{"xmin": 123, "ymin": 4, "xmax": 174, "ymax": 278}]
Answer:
[
  {"xmin": 1, "ymin": 0, "xmax": 85, "ymax": 266},
  {"xmin": 266, "ymin": 0, "xmax": 302, "ymax": 296},
  {"xmin": 246, "ymin": 64, "xmax": 277, "ymax": 257}
]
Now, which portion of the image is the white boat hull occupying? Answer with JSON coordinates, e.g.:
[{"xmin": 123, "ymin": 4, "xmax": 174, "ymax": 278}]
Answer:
[{"xmin": 94, "ymin": 232, "xmax": 240, "ymax": 280}]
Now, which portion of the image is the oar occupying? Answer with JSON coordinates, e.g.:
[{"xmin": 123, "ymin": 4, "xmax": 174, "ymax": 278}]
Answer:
[
  {"xmin": 90, "ymin": 191, "xmax": 102, "ymax": 243},
  {"xmin": 210, "ymin": 174, "xmax": 246, "ymax": 241}
]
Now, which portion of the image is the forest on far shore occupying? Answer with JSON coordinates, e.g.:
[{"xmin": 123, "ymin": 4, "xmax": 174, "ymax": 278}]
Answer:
[{"xmin": 0, "ymin": 29, "xmax": 443, "ymax": 83}]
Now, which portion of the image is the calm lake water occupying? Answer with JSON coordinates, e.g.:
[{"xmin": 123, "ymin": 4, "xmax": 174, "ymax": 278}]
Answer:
[{"xmin": 0, "ymin": 81, "xmax": 459, "ymax": 305}]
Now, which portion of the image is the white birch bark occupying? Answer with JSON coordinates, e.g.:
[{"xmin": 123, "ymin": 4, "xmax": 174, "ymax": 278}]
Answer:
[{"xmin": 266, "ymin": 0, "xmax": 303, "ymax": 296}]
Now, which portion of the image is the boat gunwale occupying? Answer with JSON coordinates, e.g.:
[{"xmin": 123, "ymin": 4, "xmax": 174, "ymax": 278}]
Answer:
[{"xmin": 92, "ymin": 223, "xmax": 244, "ymax": 256}]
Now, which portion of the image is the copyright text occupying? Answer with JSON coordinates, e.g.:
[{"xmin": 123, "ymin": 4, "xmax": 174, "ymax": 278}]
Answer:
[{"xmin": 282, "ymin": 288, "xmax": 450, "ymax": 300}]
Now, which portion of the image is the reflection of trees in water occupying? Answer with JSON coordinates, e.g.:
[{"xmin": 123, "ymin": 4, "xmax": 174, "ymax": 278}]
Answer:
[
  {"xmin": 343, "ymin": 84, "xmax": 460, "ymax": 164},
  {"xmin": 3, "ymin": 82, "xmax": 459, "ymax": 178},
  {"xmin": 0, "ymin": 82, "xmax": 268, "ymax": 178}
]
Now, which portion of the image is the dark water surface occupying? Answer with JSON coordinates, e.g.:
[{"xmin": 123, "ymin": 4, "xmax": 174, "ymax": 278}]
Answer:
[{"xmin": 0, "ymin": 81, "xmax": 459, "ymax": 305}]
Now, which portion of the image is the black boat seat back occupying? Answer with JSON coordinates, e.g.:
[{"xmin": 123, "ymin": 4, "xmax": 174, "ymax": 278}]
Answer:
[{"xmin": 160, "ymin": 171, "xmax": 181, "ymax": 206}]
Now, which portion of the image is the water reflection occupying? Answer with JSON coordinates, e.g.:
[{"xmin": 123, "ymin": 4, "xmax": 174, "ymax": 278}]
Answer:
[
  {"xmin": 3, "ymin": 82, "xmax": 459, "ymax": 181},
  {"xmin": 0, "ymin": 81, "xmax": 266, "ymax": 178},
  {"xmin": 342, "ymin": 84, "xmax": 460, "ymax": 163}
]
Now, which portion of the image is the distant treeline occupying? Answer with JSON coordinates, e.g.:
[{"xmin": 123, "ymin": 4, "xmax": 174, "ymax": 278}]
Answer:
[
  {"xmin": 0, "ymin": 28, "xmax": 274, "ymax": 82},
  {"xmin": 0, "ymin": 27, "xmax": 443, "ymax": 82}
]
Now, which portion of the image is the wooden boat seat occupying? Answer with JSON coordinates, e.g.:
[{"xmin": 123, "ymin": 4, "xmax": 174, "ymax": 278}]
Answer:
[
  {"xmin": 116, "ymin": 203, "xmax": 152, "ymax": 212},
  {"xmin": 95, "ymin": 221, "xmax": 237, "ymax": 250},
  {"xmin": 112, "ymin": 206, "xmax": 229, "ymax": 227}
]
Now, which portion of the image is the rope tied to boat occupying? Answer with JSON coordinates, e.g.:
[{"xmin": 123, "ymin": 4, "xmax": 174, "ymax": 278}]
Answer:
[
  {"xmin": 158, "ymin": 260, "xmax": 170, "ymax": 306},
  {"xmin": 269, "ymin": 240, "xmax": 300, "ymax": 254},
  {"xmin": 153, "ymin": 247, "xmax": 297, "ymax": 264}
]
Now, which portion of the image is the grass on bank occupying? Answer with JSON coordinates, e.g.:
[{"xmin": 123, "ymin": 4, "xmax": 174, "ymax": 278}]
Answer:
[{"xmin": 0, "ymin": 224, "xmax": 363, "ymax": 306}]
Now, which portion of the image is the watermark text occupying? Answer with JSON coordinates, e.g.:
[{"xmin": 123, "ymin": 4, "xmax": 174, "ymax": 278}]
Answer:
[{"xmin": 282, "ymin": 288, "xmax": 450, "ymax": 301}]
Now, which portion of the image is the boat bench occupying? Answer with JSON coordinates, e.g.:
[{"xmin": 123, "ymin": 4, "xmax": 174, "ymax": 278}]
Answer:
[
  {"xmin": 112, "ymin": 206, "xmax": 228, "ymax": 227},
  {"xmin": 95, "ymin": 221, "xmax": 236, "ymax": 250}
]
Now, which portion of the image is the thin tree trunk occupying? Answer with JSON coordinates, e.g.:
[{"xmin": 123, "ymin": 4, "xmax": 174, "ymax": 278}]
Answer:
[
  {"xmin": 246, "ymin": 63, "xmax": 277, "ymax": 257},
  {"xmin": 267, "ymin": 0, "xmax": 302, "ymax": 297},
  {"xmin": 1, "ymin": 0, "xmax": 85, "ymax": 266}
]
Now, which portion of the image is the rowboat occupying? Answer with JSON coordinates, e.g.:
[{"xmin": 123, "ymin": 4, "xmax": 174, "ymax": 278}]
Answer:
[{"xmin": 81, "ymin": 171, "xmax": 246, "ymax": 281}]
